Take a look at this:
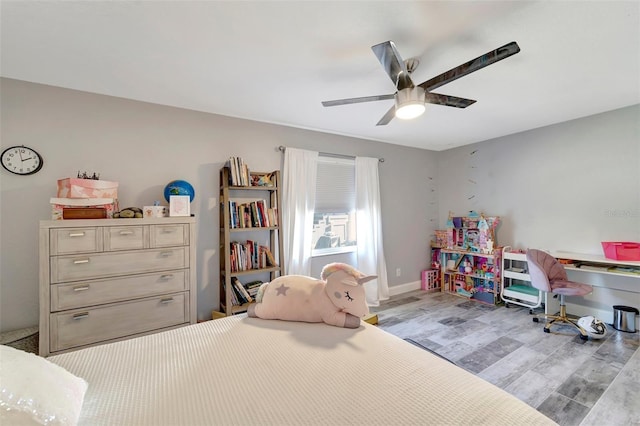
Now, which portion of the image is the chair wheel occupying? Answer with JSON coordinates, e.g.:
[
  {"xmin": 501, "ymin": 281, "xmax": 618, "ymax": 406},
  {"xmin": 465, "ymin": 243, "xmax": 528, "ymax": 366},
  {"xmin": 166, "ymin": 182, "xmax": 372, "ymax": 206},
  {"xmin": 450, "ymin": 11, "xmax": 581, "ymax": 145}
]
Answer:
[
  {"xmin": 532, "ymin": 317, "xmax": 539, "ymax": 323},
  {"xmin": 505, "ymin": 303, "xmax": 510, "ymax": 308},
  {"xmin": 543, "ymin": 328, "xmax": 550, "ymax": 333},
  {"xmin": 580, "ymin": 334, "xmax": 589, "ymax": 341}
]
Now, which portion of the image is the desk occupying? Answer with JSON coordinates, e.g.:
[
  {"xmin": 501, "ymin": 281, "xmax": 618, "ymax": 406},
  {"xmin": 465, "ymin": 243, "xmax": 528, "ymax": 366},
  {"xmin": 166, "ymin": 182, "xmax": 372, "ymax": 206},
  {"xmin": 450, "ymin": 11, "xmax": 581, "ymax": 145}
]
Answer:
[
  {"xmin": 551, "ymin": 251, "xmax": 640, "ymax": 277},
  {"xmin": 549, "ymin": 251, "xmax": 640, "ymax": 325}
]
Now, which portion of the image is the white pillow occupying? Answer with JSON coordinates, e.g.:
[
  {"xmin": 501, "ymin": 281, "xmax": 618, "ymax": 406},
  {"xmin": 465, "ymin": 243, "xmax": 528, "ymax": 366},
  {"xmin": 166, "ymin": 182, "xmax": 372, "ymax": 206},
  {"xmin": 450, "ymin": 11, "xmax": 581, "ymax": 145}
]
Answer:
[{"xmin": 0, "ymin": 345, "xmax": 88, "ymax": 426}]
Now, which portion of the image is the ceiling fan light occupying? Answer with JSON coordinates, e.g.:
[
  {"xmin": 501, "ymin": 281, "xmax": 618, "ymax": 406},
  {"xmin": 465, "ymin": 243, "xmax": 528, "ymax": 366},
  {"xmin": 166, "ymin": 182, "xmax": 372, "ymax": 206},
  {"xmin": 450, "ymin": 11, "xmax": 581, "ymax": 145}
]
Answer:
[
  {"xmin": 396, "ymin": 103, "xmax": 425, "ymax": 120},
  {"xmin": 395, "ymin": 87, "xmax": 426, "ymax": 120}
]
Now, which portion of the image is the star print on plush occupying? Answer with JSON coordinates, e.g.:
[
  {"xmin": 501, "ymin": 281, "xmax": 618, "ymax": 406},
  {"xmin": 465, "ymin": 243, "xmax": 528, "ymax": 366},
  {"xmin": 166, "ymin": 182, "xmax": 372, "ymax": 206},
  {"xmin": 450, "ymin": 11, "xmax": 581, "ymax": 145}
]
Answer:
[{"xmin": 275, "ymin": 283, "xmax": 290, "ymax": 296}]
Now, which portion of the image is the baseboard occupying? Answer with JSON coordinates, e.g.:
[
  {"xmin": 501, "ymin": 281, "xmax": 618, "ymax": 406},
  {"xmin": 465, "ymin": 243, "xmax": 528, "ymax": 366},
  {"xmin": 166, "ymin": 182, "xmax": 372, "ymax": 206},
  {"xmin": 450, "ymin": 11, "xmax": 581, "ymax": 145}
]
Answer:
[{"xmin": 388, "ymin": 280, "xmax": 421, "ymax": 297}]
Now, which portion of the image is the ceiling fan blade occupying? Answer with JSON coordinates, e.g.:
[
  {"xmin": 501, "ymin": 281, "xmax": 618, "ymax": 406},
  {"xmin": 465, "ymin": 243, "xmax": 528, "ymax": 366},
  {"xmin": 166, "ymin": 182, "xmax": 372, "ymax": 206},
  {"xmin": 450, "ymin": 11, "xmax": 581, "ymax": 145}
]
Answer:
[
  {"xmin": 425, "ymin": 92, "xmax": 476, "ymax": 108},
  {"xmin": 418, "ymin": 41, "xmax": 520, "ymax": 92},
  {"xmin": 322, "ymin": 94, "xmax": 395, "ymax": 107},
  {"xmin": 376, "ymin": 105, "xmax": 396, "ymax": 126},
  {"xmin": 371, "ymin": 41, "xmax": 414, "ymax": 90}
]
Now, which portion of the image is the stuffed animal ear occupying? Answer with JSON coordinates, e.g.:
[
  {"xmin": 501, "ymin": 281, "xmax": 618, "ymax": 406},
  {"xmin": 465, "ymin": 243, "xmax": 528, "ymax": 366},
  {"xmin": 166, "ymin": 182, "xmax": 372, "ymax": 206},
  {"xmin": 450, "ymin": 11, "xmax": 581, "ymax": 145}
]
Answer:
[
  {"xmin": 340, "ymin": 275, "xmax": 377, "ymax": 287},
  {"xmin": 357, "ymin": 275, "xmax": 377, "ymax": 285}
]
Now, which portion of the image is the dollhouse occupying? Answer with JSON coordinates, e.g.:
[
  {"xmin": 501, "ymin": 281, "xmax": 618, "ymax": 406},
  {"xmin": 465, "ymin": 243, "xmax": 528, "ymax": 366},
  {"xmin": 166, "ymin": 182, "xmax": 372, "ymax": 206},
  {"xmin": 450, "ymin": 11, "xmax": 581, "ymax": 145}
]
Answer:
[{"xmin": 438, "ymin": 212, "xmax": 501, "ymax": 304}]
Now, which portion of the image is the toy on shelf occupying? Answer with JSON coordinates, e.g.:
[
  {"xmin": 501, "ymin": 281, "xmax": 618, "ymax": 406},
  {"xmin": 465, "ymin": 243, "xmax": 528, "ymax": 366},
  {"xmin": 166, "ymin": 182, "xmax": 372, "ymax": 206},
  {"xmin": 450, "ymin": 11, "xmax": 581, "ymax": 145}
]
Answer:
[
  {"xmin": 445, "ymin": 211, "xmax": 499, "ymax": 252},
  {"xmin": 445, "ymin": 212, "xmax": 455, "ymax": 249}
]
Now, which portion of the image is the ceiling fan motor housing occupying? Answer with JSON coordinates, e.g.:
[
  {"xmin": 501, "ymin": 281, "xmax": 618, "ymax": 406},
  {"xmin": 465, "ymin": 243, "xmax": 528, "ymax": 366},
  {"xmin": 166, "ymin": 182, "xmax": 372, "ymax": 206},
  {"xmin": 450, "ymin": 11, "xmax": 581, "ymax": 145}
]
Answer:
[{"xmin": 395, "ymin": 87, "xmax": 426, "ymax": 119}]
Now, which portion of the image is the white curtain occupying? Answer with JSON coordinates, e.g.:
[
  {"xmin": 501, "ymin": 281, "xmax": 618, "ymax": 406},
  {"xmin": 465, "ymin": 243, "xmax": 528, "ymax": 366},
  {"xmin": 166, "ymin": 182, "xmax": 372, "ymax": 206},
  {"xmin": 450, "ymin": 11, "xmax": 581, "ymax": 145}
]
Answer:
[
  {"xmin": 282, "ymin": 148, "xmax": 318, "ymax": 276},
  {"xmin": 355, "ymin": 157, "xmax": 389, "ymax": 306}
]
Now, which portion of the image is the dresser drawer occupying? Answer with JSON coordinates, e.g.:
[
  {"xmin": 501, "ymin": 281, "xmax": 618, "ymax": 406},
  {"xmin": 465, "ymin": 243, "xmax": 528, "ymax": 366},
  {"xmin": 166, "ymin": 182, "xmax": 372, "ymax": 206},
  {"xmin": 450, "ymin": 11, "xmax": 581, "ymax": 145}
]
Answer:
[
  {"xmin": 104, "ymin": 225, "xmax": 147, "ymax": 251},
  {"xmin": 51, "ymin": 270, "xmax": 188, "ymax": 311},
  {"xmin": 50, "ymin": 228, "xmax": 102, "ymax": 255},
  {"xmin": 50, "ymin": 292, "xmax": 188, "ymax": 352},
  {"xmin": 151, "ymin": 224, "xmax": 189, "ymax": 247},
  {"xmin": 51, "ymin": 247, "xmax": 188, "ymax": 283}
]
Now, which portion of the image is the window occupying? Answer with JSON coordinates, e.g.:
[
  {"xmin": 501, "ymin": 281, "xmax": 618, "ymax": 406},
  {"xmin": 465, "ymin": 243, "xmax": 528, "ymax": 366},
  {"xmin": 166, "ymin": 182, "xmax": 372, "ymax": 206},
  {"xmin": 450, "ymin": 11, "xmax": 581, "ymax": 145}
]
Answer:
[{"xmin": 312, "ymin": 156, "xmax": 356, "ymax": 256}]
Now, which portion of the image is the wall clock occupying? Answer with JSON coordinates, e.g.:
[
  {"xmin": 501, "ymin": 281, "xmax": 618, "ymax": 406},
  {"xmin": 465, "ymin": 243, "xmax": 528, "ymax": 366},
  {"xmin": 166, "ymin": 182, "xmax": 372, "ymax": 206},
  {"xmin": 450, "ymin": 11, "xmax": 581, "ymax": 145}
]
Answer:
[{"xmin": 1, "ymin": 145, "xmax": 44, "ymax": 175}]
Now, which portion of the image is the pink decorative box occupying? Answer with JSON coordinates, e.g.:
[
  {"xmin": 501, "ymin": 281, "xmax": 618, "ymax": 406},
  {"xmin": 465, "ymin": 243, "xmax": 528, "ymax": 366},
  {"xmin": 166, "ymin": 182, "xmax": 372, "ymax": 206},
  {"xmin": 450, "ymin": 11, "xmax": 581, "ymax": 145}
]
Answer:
[{"xmin": 57, "ymin": 178, "xmax": 118, "ymax": 199}]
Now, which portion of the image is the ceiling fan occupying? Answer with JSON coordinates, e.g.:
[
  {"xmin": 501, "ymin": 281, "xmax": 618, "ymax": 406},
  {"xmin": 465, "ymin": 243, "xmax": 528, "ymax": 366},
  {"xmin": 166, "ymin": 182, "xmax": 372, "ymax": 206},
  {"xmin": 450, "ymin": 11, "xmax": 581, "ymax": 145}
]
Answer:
[{"xmin": 321, "ymin": 40, "xmax": 520, "ymax": 125}]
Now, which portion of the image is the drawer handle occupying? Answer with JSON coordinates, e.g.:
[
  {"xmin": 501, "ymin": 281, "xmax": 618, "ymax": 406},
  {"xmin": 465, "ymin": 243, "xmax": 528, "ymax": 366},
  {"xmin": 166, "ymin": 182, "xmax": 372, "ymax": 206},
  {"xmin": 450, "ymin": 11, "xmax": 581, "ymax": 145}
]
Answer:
[
  {"xmin": 160, "ymin": 298, "xmax": 174, "ymax": 304},
  {"xmin": 160, "ymin": 251, "xmax": 173, "ymax": 257},
  {"xmin": 73, "ymin": 285, "xmax": 90, "ymax": 292},
  {"xmin": 68, "ymin": 232, "xmax": 85, "ymax": 237},
  {"xmin": 161, "ymin": 229, "xmax": 176, "ymax": 234},
  {"xmin": 73, "ymin": 259, "xmax": 90, "ymax": 264},
  {"xmin": 119, "ymin": 230, "xmax": 134, "ymax": 235},
  {"xmin": 72, "ymin": 312, "xmax": 89, "ymax": 320},
  {"xmin": 160, "ymin": 274, "xmax": 174, "ymax": 280}
]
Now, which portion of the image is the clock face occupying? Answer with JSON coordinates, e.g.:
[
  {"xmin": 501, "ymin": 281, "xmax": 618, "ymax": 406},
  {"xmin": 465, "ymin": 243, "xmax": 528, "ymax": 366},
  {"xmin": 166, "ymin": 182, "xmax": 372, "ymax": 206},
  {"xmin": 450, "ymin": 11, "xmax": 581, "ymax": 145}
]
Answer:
[{"xmin": 1, "ymin": 145, "xmax": 44, "ymax": 175}]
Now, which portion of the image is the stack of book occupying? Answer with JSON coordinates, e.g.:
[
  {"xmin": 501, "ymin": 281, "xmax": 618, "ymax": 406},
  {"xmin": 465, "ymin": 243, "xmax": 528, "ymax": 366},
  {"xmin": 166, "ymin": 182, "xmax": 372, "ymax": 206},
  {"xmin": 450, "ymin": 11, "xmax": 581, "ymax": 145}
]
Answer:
[
  {"xmin": 229, "ymin": 240, "xmax": 277, "ymax": 273},
  {"xmin": 227, "ymin": 156, "xmax": 250, "ymax": 186},
  {"xmin": 244, "ymin": 280, "xmax": 264, "ymax": 299},
  {"xmin": 228, "ymin": 199, "xmax": 278, "ymax": 228},
  {"xmin": 228, "ymin": 278, "xmax": 264, "ymax": 307}
]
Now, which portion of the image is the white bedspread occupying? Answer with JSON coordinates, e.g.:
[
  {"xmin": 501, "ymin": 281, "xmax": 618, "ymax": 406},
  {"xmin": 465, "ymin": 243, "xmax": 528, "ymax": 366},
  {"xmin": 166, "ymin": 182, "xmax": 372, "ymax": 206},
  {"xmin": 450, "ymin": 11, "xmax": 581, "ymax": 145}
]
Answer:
[{"xmin": 49, "ymin": 316, "xmax": 556, "ymax": 425}]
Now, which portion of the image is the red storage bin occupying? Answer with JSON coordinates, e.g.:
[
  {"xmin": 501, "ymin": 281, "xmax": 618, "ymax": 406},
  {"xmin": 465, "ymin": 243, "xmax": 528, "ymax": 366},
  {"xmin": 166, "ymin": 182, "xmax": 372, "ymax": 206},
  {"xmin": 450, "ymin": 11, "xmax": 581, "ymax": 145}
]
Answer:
[{"xmin": 601, "ymin": 242, "xmax": 640, "ymax": 261}]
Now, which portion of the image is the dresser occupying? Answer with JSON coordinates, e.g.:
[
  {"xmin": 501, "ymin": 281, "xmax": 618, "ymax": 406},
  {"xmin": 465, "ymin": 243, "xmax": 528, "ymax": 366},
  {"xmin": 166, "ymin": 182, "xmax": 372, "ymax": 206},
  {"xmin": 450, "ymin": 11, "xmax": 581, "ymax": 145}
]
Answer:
[{"xmin": 39, "ymin": 217, "xmax": 197, "ymax": 357}]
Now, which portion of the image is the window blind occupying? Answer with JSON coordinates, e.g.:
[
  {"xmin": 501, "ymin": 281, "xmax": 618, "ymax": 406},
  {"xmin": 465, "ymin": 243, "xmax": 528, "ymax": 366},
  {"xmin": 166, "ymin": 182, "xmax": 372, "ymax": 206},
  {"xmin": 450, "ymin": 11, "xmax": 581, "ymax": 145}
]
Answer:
[{"xmin": 314, "ymin": 156, "xmax": 355, "ymax": 213}]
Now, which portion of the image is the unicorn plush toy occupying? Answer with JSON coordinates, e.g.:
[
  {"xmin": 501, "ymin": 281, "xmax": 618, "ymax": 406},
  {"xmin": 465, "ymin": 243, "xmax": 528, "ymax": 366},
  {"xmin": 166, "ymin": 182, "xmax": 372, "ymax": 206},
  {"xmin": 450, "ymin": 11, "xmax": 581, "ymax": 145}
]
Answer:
[{"xmin": 247, "ymin": 263, "xmax": 376, "ymax": 328}]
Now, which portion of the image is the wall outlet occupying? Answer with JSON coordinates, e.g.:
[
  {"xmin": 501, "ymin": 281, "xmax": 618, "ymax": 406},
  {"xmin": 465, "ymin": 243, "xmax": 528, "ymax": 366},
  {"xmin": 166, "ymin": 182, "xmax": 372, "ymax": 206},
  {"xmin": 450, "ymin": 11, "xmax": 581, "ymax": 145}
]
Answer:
[{"xmin": 396, "ymin": 268, "xmax": 401, "ymax": 277}]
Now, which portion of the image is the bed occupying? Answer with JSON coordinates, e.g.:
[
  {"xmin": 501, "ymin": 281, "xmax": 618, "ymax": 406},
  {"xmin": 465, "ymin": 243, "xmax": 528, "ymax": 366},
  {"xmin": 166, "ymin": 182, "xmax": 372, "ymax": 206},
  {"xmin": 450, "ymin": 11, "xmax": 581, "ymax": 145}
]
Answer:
[{"xmin": 4, "ymin": 316, "xmax": 557, "ymax": 425}]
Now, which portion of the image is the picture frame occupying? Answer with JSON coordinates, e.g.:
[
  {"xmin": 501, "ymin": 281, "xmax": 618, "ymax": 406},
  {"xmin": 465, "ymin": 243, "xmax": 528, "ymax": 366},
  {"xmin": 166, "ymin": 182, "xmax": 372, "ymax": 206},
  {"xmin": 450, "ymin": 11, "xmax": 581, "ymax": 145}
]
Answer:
[{"xmin": 169, "ymin": 195, "xmax": 190, "ymax": 217}]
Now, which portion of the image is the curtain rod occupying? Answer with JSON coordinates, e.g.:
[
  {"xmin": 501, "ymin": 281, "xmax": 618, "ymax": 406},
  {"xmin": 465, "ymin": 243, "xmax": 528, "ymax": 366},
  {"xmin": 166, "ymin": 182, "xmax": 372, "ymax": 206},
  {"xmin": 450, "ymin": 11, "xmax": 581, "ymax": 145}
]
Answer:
[{"xmin": 277, "ymin": 146, "xmax": 384, "ymax": 163}]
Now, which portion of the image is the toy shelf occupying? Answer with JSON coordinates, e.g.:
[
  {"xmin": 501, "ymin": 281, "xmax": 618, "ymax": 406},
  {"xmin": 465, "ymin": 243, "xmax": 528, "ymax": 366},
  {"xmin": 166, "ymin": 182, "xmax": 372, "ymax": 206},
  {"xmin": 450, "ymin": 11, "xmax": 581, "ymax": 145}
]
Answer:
[{"xmin": 440, "ymin": 249, "xmax": 500, "ymax": 305}]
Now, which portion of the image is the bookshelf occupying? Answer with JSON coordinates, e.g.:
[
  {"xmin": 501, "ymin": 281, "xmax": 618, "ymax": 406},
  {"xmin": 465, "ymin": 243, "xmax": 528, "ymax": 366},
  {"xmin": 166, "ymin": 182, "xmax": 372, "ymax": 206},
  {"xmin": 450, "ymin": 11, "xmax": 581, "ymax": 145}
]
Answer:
[{"xmin": 219, "ymin": 166, "xmax": 283, "ymax": 315}]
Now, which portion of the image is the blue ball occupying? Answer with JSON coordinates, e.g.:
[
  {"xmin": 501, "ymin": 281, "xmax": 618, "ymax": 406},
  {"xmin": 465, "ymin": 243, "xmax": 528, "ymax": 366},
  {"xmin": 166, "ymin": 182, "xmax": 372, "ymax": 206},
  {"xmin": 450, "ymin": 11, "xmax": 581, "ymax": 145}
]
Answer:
[{"xmin": 164, "ymin": 180, "xmax": 195, "ymax": 203}]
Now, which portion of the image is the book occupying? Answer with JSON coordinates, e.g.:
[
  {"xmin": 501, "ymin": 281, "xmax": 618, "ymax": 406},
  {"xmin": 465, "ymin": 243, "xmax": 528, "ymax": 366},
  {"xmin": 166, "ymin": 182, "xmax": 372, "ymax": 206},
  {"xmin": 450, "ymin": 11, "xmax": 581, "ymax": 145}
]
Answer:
[
  {"xmin": 227, "ymin": 157, "xmax": 251, "ymax": 186},
  {"xmin": 245, "ymin": 280, "xmax": 264, "ymax": 297},
  {"xmin": 230, "ymin": 278, "xmax": 246, "ymax": 304},
  {"xmin": 227, "ymin": 282, "xmax": 240, "ymax": 306},
  {"xmin": 232, "ymin": 277, "xmax": 253, "ymax": 303},
  {"xmin": 260, "ymin": 246, "xmax": 277, "ymax": 267}
]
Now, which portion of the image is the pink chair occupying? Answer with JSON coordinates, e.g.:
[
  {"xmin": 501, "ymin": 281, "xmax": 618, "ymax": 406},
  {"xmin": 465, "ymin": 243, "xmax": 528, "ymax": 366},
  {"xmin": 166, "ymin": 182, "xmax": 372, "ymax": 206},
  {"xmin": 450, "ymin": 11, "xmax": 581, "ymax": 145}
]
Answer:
[{"xmin": 526, "ymin": 249, "xmax": 593, "ymax": 340}]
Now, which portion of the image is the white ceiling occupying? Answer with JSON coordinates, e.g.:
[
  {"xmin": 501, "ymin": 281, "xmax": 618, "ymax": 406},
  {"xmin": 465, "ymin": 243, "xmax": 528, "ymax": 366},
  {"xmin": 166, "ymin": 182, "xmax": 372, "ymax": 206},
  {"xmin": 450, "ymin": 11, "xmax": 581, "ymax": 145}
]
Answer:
[{"xmin": 2, "ymin": 1, "xmax": 639, "ymax": 151}]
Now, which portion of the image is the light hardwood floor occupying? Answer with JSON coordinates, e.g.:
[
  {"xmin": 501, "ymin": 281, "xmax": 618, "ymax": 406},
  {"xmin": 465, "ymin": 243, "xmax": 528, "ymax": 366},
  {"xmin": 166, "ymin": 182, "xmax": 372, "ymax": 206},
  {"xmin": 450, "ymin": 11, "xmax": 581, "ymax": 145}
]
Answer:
[{"xmin": 371, "ymin": 290, "xmax": 640, "ymax": 426}]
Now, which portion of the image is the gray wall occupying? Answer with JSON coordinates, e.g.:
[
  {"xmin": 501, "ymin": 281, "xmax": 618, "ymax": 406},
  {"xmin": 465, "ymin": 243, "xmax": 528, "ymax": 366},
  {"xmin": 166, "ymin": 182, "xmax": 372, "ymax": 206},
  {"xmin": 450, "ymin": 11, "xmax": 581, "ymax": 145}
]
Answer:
[
  {"xmin": 437, "ymin": 104, "xmax": 640, "ymax": 322},
  {"xmin": 0, "ymin": 78, "xmax": 438, "ymax": 332},
  {"xmin": 437, "ymin": 104, "xmax": 640, "ymax": 253}
]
